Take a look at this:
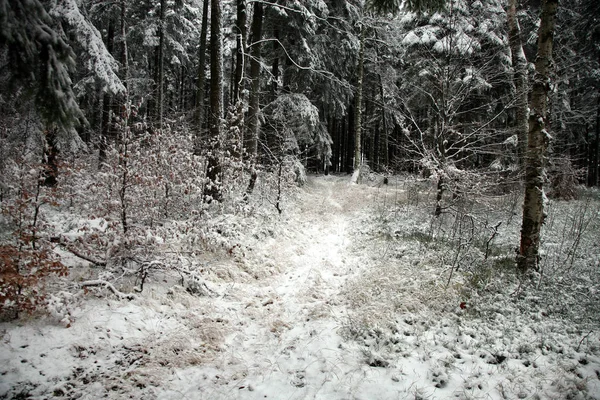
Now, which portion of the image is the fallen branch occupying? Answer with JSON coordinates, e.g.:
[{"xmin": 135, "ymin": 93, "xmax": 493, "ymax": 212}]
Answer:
[
  {"xmin": 56, "ymin": 239, "xmax": 107, "ymax": 266},
  {"xmin": 81, "ymin": 280, "xmax": 136, "ymax": 300}
]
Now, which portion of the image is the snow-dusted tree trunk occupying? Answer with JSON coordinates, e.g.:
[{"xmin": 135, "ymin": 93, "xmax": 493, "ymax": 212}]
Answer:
[
  {"xmin": 378, "ymin": 73, "xmax": 389, "ymax": 169},
  {"xmin": 243, "ymin": 2, "xmax": 263, "ymax": 200},
  {"xmin": 99, "ymin": 20, "xmax": 115, "ymax": 167},
  {"xmin": 195, "ymin": 0, "xmax": 209, "ymax": 152},
  {"xmin": 232, "ymin": 0, "xmax": 247, "ymax": 104},
  {"xmin": 245, "ymin": 2, "xmax": 263, "ymax": 160},
  {"xmin": 352, "ymin": 22, "xmax": 365, "ymax": 184},
  {"xmin": 507, "ymin": 0, "xmax": 529, "ymax": 171},
  {"xmin": 519, "ymin": 0, "xmax": 558, "ymax": 273},
  {"xmin": 590, "ymin": 93, "xmax": 600, "ymax": 186},
  {"xmin": 120, "ymin": 0, "xmax": 128, "ymax": 92},
  {"xmin": 156, "ymin": 0, "xmax": 166, "ymax": 129},
  {"xmin": 204, "ymin": 0, "xmax": 223, "ymax": 203}
]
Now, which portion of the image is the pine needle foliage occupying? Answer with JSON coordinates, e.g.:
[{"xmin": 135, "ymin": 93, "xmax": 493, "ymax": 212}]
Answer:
[{"xmin": 367, "ymin": 0, "xmax": 446, "ymax": 14}]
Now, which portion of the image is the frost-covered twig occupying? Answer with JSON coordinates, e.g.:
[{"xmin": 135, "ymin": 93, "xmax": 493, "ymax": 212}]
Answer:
[
  {"xmin": 81, "ymin": 280, "xmax": 136, "ymax": 300},
  {"xmin": 576, "ymin": 330, "xmax": 594, "ymax": 352}
]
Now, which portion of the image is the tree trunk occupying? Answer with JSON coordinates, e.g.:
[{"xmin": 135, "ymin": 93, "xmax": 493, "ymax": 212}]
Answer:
[
  {"xmin": 120, "ymin": 1, "xmax": 128, "ymax": 93},
  {"xmin": 99, "ymin": 20, "xmax": 115, "ymax": 167},
  {"xmin": 204, "ymin": 0, "xmax": 223, "ymax": 203},
  {"xmin": 232, "ymin": 0, "xmax": 247, "ymax": 104},
  {"xmin": 156, "ymin": 0, "xmax": 166, "ymax": 129},
  {"xmin": 378, "ymin": 73, "xmax": 389, "ymax": 169},
  {"xmin": 507, "ymin": 0, "xmax": 529, "ymax": 172},
  {"xmin": 195, "ymin": 0, "xmax": 209, "ymax": 152},
  {"xmin": 270, "ymin": 29, "xmax": 280, "ymax": 102},
  {"xmin": 589, "ymin": 92, "xmax": 600, "ymax": 186},
  {"xmin": 245, "ymin": 2, "xmax": 263, "ymax": 159},
  {"xmin": 243, "ymin": 2, "xmax": 263, "ymax": 200},
  {"xmin": 352, "ymin": 22, "xmax": 365, "ymax": 183},
  {"xmin": 518, "ymin": 0, "xmax": 558, "ymax": 274}
]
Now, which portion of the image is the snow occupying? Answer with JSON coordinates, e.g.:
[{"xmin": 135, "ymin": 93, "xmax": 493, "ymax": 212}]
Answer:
[
  {"xmin": 51, "ymin": 0, "xmax": 125, "ymax": 95},
  {"xmin": 1, "ymin": 175, "xmax": 599, "ymax": 399}
]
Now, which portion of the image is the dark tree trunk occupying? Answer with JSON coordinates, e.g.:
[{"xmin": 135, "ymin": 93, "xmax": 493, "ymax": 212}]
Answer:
[
  {"xmin": 379, "ymin": 74, "xmax": 389, "ymax": 169},
  {"xmin": 156, "ymin": 0, "xmax": 166, "ymax": 129},
  {"xmin": 588, "ymin": 93, "xmax": 600, "ymax": 186},
  {"xmin": 245, "ymin": 2, "xmax": 263, "ymax": 159},
  {"xmin": 232, "ymin": 0, "xmax": 247, "ymax": 103},
  {"xmin": 346, "ymin": 106, "xmax": 355, "ymax": 173},
  {"xmin": 353, "ymin": 22, "xmax": 365, "ymax": 181},
  {"xmin": 99, "ymin": 20, "xmax": 115, "ymax": 167},
  {"xmin": 43, "ymin": 128, "xmax": 58, "ymax": 187},
  {"xmin": 270, "ymin": 28, "xmax": 280, "ymax": 102},
  {"xmin": 508, "ymin": 0, "xmax": 529, "ymax": 172},
  {"xmin": 204, "ymin": 0, "xmax": 224, "ymax": 203},
  {"xmin": 195, "ymin": 0, "xmax": 210, "ymax": 151}
]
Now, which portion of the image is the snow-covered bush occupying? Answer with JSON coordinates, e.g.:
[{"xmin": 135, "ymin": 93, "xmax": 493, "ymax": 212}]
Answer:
[{"xmin": 0, "ymin": 157, "xmax": 67, "ymax": 320}]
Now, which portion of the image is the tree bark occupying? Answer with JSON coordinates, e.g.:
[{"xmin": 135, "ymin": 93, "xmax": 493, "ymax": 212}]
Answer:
[
  {"xmin": 120, "ymin": 0, "xmax": 128, "ymax": 93},
  {"xmin": 99, "ymin": 20, "xmax": 115, "ymax": 168},
  {"xmin": 378, "ymin": 73, "xmax": 389, "ymax": 169},
  {"xmin": 589, "ymin": 92, "xmax": 600, "ymax": 186},
  {"xmin": 204, "ymin": 0, "xmax": 223, "ymax": 203},
  {"xmin": 507, "ymin": 0, "xmax": 529, "ymax": 172},
  {"xmin": 232, "ymin": 0, "xmax": 247, "ymax": 104},
  {"xmin": 156, "ymin": 0, "xmax": 166, "ymax": 129},
  {"xmin": 245, "ymin": 2, "xmax": 263, "ymax": 159},
  {"xmin": 243, "ymin": 2, "xmax": 263, "ymax": 200},
  {"xmin": 518, "ymin": 0, "xmax": 558, "ymax": 274},
  {"xmin": 270, "ymin": 29, "xmax": 280, "ymax": 102},
  {"xmin": 195, "ymin": 0, "xmax": 210, "ymax": 151},
  {"xmin": 352, "ymin": 22, "xmax": 365, "ymax": 183}
]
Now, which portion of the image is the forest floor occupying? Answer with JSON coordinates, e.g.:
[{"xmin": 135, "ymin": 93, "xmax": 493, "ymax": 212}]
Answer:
[{"xmin": 1, "ymin": 174, "xmax": 600, "ymax": 399}]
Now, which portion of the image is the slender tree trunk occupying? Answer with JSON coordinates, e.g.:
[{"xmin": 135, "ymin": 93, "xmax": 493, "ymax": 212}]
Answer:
[
  {"xmin": 195, "ymin": 0, "xmax": 209, "ymax": 152},
  {"xmin": 232, "ymin": 0, "xmax": 247, "ymax": 103},
  {"xmin": 589, "ymin": 93, "xmax": 600, "ymax": 186},
  {"xmin": 228, "ymin": 0, "xmax": 247, "ymax": 160},
  {"xmin": 204, "ymin": 0, "xmax": 223, "ymax": 203},
  {"xmin": 352, "ymin": 22, "xmax": 365, "ymax": 183},
  {"xmin": 196, "ymin": 0, "xmax": 210, "ymax": 140},
  {"xmin": 270, "ymin": 29, "xmax": 280, "ymax": 102},
  {"xmin": 519, "ymin": 0, "xmax": 558, "ymax": 274},
  {"xmin": 43, "ymin": 128, "xmax": 58, "ymax": 187},
  {"xmin": 378, "ymin": 74, "xmax": 389, "ymax": 169},
  {"xmin": 346, "ymin": 106, "xmax": 355, "ymax": 173},
  {"xmin": 156, "ymin": 0, "xmax": 166, "ymax": 129},
  {"xmin": 99, "ymin": 20, "xmax": 115, "ymax": 167},
  {"xmin": 507, "ymin": 0, "xmax": 529, "ymax": 171},
  {"xmin": 120, "ymin": 1, "xmax": 128, "ymax": 93},
  {"xmin": 243, "ymin": 2, "xmax": 263, "ymax": 200},
  {"xmin": 245, "ymin": 2, "xmax": 263, "ymax": 159}
]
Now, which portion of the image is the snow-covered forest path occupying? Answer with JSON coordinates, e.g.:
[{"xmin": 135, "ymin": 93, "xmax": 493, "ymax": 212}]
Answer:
[
  {"xmin": 162, "ymin": 176, "xmax": 388, "ymax": 399},
  {"xmin": 3, "ymin": 175, "xmax": 599, "ymax": 400}
]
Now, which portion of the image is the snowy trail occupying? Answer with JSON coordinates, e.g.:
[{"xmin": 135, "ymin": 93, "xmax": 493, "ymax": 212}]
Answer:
[
  {"xmin": 161, "ymin": 176, "xmax": 387, "ymax": 399},
  {"xmin": 4, "ymin": 175, "xmax": 599, "ymax": 400}
]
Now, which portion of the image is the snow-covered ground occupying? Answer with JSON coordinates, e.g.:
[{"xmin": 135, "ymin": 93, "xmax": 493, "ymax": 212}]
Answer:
[{"xmin": 1, "ymin": 174, "xmax": 599, "ymax": 399}]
